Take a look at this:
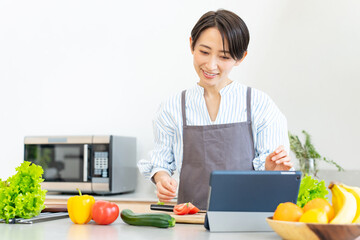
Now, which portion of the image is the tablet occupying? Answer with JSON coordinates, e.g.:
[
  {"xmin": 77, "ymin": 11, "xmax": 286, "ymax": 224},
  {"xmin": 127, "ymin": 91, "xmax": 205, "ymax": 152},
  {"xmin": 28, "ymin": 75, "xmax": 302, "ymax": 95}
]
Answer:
[{"xmin": 205, "ymin": 171, "xmax": 302, "ymax": 232}]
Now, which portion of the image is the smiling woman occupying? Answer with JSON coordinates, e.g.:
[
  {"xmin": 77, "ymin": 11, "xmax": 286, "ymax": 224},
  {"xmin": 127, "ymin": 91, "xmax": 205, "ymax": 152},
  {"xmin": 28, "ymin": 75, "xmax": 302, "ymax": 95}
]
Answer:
[
  {"xmin": 191, "ymin": 28, "xmax": 246, "ymax": 94},
  {"xmin": 137, "ymin": 8, "xmax": 294, "ymax": 211}
]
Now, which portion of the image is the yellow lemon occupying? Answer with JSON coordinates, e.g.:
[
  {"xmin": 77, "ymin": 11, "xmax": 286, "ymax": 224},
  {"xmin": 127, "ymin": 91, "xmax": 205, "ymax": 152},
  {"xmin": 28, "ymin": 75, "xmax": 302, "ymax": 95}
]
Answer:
[
  {"xmin": 299, "ymin": 208, "xmax": 328, "ymax": 223},
  {"xmin": 303, "ymin": 198, "xmax": 335, "ymax": 221}
]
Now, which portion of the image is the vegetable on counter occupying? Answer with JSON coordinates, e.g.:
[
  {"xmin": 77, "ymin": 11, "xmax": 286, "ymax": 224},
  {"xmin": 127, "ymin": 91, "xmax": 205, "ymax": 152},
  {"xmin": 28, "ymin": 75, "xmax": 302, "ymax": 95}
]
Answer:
[
  {"xmin": 92, "ymin": 200, "xmax": 119, "ymax": 225},
  {"xmin": 297, "ymin": 175, "xmax": 329, "ymax": 208},
  {"xmin": 173, "ymin": 202, "xmax": 200, "ymax": 215},
  {"xmin": 67, "ymin": 188, "xmax": 95, "ymax": 224},
  {"xmin": 0, "ymin": 161, "xmax": 47, "ymax": 223},
  {"xmin": 120, "ymin": 209, "xmax": 175, "ymax": 228}
]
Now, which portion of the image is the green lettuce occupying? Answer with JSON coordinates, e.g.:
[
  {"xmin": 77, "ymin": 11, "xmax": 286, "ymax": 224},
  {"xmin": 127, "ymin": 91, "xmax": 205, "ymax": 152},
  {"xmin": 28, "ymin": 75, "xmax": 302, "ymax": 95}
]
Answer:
[
  {"xmin": 0, "ymin": 161, "xmax": 47, "ymax": 223},
  {"xmin": 297, "ymin": 175, "xmax": 329, "ymax": 208}
]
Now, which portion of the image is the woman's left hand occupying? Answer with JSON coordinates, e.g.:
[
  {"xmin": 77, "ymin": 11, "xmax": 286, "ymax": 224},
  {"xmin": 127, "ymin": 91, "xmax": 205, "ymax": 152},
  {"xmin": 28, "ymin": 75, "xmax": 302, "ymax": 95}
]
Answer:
[{"xmin": 265, "ymin": 145, "xmax": 293, "ymax": 171}]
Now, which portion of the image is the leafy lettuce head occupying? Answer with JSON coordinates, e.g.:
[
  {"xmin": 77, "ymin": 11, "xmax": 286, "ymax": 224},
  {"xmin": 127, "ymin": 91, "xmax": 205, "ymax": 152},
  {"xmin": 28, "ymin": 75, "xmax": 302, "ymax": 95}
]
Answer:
[
  {"xmin": 0, "ymin": 161, "xmax": 47, "ymax": 223},
  {"xmin": 297, "ymin": 175, "xmax": 329, "ymax": 208}
]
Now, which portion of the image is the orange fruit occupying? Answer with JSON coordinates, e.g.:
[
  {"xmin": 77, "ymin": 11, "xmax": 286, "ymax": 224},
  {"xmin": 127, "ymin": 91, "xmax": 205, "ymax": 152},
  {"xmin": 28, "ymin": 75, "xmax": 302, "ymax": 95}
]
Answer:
[
  {"xmin": 299, "ymin": 208, "xmax": 328, "ymax": 223},
  {"xmin": 303, "ymin": 198, "xmax": 334, "ymax": 221},
  {"xmin": 273, "ymin": 202, "xmax": 304, "ymax": 222}
]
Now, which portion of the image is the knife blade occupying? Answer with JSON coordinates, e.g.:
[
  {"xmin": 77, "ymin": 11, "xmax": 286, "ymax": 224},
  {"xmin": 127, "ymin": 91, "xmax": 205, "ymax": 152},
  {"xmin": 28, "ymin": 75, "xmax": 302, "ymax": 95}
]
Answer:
[{"xmin": 0, "ymin": 212, "xmax": 69, "ymax": 224}]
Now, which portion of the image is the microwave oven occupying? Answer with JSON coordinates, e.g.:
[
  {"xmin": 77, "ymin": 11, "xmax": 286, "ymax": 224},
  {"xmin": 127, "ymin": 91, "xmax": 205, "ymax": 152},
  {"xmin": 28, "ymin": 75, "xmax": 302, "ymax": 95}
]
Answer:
[{"xmin": 24, "ymin": 135, "xmax": 137, "ymax": 195}]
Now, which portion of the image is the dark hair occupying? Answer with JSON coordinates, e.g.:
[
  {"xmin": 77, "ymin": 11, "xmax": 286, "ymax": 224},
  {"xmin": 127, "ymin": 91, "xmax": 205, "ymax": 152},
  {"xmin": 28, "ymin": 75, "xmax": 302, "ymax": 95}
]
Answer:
[{"xmin": 191, "ymin": 9, "xmax": 250, "ymax": 61}]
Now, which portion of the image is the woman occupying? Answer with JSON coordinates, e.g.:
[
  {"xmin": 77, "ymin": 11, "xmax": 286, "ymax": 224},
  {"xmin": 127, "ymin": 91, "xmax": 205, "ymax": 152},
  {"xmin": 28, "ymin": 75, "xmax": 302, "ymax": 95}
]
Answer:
[{"xmin": 138, "ymin": 9, "xmax": 293, "ymax": 210}]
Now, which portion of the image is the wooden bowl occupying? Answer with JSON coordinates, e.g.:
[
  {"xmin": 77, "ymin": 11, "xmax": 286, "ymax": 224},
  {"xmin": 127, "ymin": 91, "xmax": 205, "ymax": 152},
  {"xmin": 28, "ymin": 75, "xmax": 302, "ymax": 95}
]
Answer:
[{"xmin": 266, "ymin": 217, "xmax": 360, "ymax": 240}]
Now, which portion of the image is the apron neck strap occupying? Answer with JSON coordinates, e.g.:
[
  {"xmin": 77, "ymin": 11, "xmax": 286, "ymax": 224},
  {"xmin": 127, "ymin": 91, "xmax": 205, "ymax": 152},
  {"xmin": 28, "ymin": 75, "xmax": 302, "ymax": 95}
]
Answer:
[
  {"xmin": 246, "ymin": 87, "xmax": 252, "ymax": 123},
  {"xmin": 181, "ymin": 90, "xmax": 187, "ymax": 127}
]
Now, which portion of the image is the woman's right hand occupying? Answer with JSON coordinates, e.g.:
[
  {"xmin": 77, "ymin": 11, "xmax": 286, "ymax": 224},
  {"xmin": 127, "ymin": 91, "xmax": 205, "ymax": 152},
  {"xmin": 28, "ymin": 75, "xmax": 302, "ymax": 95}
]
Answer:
[{"xmin": 153, "ymin": 171, "xmax": 178, "ymax": 202}]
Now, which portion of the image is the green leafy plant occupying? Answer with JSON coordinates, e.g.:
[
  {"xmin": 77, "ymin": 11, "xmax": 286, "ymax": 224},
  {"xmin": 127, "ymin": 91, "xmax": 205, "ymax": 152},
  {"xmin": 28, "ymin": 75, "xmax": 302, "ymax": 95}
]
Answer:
[
  {"xmin": 288, "ymin": 130, "xmax": 344, "ymax": 177},
  {"xmin": 0, "ymin": 161, "xmax": 47, "ymax": 223},
  {"xmin": 297, "ymin": 175, "xmax": 329, "ymax": 208}
]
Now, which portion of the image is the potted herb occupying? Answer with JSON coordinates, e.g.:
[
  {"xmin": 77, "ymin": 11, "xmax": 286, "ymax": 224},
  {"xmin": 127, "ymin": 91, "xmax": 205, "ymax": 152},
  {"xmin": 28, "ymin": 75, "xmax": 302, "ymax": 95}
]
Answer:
[{"xmin": 288, "ymin": 130, "xmax": 344, "ymax": 177}]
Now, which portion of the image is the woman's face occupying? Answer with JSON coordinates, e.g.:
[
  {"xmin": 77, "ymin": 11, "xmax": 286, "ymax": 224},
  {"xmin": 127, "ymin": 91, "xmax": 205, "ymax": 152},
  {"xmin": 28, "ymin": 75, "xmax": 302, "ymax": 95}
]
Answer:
[{"xmin": 191, "ymin": 27, "xmax": 245, "ymax": 90}]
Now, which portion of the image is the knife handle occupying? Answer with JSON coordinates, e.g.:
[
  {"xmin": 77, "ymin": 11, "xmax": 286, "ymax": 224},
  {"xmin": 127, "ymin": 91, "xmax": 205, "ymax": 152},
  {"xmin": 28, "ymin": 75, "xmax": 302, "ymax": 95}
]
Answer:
[{"xmin": 150, "ymin": 204, "xmax": 175, "ymax": 212}]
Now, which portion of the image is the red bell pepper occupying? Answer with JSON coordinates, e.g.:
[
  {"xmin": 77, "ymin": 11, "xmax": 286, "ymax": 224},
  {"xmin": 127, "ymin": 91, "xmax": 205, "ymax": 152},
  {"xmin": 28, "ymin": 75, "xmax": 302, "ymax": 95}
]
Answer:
[{"xmin": 92, "ymin": 200, "xmax": 119, "ymax": 225}]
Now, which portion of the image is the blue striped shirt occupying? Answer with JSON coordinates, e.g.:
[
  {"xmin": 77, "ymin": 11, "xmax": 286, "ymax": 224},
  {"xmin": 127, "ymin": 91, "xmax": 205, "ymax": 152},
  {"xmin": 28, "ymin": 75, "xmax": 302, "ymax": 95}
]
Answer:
[{"xmin": 138, "ymin": 81, "xmax": 289, "ymax": 179}]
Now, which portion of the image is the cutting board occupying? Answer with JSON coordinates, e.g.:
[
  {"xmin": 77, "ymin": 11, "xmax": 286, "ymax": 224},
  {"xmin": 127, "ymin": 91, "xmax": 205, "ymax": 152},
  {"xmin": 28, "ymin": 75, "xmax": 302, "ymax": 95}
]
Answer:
[
  {"xmin": 44, "ymin": 201, "xmax": 205, "ymax": 224},
  {"xmin": 150, "ymin": 210, "xmax": 205, "ymax": 224}
]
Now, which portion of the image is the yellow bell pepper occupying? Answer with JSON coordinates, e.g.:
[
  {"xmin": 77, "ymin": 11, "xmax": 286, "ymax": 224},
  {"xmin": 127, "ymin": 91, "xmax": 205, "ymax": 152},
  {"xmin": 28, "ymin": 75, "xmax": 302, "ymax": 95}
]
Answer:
[{"xmin": 67, "ymin": 188, "xmax": 95, "ymax": 224}]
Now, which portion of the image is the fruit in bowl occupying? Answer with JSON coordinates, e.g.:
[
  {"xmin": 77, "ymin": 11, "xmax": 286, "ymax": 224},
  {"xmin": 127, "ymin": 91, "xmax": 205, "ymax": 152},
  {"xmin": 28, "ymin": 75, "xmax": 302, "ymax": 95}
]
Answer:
[
  {"xmin": 273, "ymin": 182, "xmax": 360, "ymax": 224},
  {"xmin": 299, "ymin": 208, "xmax": 328, "ymax": 224},
  {"xmin": 273, "ymin": 202, "xmax": 303, "ymax": 222},
  {"xmin": 267, "ymin": 182, "xmax": 360, "ymax": 240},
  {"xmin": 303, "ymin": 198, "xmax": 334, "ymax": 221},
  {"xmin": 328, "ymin": 183, "xmax": 358, "ymax": 224},
  {"xmin": 266, "ymin": 217, "xmax": 360, "ymax": 240}
]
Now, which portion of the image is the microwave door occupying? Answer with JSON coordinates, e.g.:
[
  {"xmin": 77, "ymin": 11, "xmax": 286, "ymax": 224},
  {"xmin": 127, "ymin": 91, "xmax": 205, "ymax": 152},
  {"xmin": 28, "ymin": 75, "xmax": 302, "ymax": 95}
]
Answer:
[
  {"xmin": 24, "ymin": 144, "xmax": 85, "ymax": 183},
  {"xmin": 83, "ymin": 144, "xmax": 88, "ymax": 182}
]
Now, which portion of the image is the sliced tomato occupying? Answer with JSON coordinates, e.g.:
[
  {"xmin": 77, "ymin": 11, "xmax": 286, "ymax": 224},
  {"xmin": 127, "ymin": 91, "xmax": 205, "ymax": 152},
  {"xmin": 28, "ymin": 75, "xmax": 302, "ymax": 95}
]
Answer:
[
  {"xmin": 188, "ymin": 202, "xmax": 200, "ymax": 214},
  {"xmin": 173, "ymin": 203, "xmax": 190, "ymax": 215}
]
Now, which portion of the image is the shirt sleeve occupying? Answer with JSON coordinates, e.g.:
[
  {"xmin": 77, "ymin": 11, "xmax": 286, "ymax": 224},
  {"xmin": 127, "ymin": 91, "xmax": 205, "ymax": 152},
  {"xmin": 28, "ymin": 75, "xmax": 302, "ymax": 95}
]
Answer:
[
  {"xmin": 251, "ymin": 91, "xmax": 290, "ymax": 170},
  {"xmin": 137, "ymin": 100, "xmax": 177, "ymax": 180}
]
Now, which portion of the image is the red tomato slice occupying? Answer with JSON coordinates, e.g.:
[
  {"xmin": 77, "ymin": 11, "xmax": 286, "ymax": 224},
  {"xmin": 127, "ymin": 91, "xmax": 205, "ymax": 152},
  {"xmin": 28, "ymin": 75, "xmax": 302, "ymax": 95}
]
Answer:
[
  {"xmin": 188, "ymin": 202, "xmax": 200, "ymax": 214},
  {"xmin": 173, "ymin": 203, "xmax": 190, "ymax": 215}
]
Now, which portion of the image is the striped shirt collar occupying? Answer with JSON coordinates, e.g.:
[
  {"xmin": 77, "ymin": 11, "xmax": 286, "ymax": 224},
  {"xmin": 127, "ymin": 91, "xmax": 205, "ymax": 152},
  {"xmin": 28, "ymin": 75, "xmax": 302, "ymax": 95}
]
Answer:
[{"xmin": 194, "ymin": 81, "xmax": 236, "ymax": 96}]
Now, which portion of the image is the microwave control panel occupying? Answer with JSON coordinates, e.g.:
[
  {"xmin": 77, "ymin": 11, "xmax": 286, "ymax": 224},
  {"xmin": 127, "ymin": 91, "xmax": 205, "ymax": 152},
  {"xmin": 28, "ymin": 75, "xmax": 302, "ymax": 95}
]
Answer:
[{"xmin": 94, "ymin": 151, "xmax": 108, "ymax": 178}]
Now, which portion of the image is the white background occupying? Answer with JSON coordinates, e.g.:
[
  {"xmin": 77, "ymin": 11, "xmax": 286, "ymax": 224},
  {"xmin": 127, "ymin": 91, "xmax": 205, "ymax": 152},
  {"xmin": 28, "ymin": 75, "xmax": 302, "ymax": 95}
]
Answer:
[{"xmin": 1, "ymin": 0, "xmax": 359, "ymax": 193}]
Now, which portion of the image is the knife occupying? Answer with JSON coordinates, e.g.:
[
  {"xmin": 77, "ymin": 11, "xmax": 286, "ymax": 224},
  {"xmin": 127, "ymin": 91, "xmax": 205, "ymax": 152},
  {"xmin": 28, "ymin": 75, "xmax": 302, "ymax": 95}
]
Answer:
[
  {"xmin": 150, "ymin": 204, "xmax": 206, "ymax": 213},
  {"xmin": 0, "ymin": 212, "xmax": 69, "ymax": 224}
]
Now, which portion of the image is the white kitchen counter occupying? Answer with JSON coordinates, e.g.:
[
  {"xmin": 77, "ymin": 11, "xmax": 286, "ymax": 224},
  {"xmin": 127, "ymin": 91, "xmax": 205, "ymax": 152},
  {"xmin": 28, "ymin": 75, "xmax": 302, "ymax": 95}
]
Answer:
[
  {"xmin": 0, "ymin": 191, "xmax": 283, "ymax": 239},
  {"xmin": 0, "ymin": 217, "xmax": 281, "ymax": 240}
]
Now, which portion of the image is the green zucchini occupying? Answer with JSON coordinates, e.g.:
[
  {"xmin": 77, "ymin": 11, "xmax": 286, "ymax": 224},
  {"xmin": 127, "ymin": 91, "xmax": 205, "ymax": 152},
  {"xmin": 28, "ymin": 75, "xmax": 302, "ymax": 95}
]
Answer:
[{"xmin": 120, "ymin": 209, "xmax": 176, "ymax": 228}]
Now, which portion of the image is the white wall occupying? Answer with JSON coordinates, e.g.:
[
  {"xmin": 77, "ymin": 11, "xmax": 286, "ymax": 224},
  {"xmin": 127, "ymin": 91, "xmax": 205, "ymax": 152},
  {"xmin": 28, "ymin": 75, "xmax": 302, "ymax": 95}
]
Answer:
[{"xmin": 1, "ymin": 0, "xmax": 359, "ymax": 193}]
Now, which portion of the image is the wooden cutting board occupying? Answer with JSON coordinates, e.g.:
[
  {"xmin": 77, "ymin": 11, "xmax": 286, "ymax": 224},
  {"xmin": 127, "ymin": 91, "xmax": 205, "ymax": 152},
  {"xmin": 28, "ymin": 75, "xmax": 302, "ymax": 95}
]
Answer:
[
  {"xmin": 150, "ymin": 210, "xmax": 205, "ymax": 224},
  {"xmin": 44, "ymin": 201, "xmax": 205, "ymax": 224},
  {"xmin": 171, "ymin": 213, "xmax": 205, "ymax": 224}
]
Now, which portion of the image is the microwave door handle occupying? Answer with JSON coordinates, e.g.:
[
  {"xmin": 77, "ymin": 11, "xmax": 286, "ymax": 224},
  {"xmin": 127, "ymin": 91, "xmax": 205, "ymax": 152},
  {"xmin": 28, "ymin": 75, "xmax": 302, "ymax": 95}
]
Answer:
[{"xmin": 83, "ymin": 144, "xmax": 88, "ymax": 182}]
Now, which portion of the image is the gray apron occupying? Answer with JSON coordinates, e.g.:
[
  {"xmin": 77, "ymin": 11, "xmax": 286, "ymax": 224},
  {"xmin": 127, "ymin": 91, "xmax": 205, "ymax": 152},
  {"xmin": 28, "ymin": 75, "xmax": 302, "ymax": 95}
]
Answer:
[{"xmin": 177, "ymin": 87, "xmax": 255, "ymax": 210}]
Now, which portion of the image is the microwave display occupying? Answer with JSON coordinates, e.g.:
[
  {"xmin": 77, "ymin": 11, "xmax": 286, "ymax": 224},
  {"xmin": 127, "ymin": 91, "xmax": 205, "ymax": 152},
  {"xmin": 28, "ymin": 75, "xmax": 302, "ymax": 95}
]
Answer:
[
  {"xmin": 92, "ymin": 144, "xmax": 109, "ymax": 178},
  {"xmin": 25, "ymin": 144, "xmax": 86, "ymax": 182}
]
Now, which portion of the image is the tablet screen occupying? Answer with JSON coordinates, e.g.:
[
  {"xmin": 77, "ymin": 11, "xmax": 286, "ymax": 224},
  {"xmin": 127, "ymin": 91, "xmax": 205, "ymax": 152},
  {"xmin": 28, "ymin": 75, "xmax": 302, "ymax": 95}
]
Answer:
[{"xmin": 207, "ymin": 171, "xmax": 301, "ymax": 212}]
